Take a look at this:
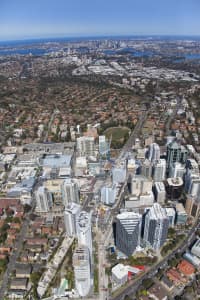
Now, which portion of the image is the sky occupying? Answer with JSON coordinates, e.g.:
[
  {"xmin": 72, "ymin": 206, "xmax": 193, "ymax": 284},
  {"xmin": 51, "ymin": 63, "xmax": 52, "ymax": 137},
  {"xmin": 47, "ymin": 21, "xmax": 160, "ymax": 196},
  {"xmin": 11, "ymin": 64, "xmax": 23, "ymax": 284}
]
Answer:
[{"xmin": 0, "ymin": 0, "xmax": 200, "ymax": 40}]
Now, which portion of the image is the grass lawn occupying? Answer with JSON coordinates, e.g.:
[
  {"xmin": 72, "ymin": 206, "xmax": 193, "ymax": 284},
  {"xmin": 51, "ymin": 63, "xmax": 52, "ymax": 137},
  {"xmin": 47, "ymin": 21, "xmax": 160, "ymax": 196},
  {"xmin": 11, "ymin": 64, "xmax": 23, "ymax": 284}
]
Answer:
[{"xmin": 104, "ymin": 127, "xmax": 130, "ymax": 142}]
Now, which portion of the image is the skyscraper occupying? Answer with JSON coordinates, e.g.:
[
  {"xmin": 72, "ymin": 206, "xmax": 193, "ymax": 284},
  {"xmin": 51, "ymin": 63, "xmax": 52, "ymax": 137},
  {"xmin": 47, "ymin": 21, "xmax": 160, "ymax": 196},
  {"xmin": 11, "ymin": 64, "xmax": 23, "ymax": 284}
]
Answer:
[
  {"xmin": 143, "ymin": 203, "xmax": 169, "ymax": 250},
  {"xmin": 169, "ymin": 162, "xmax": 185, "ymax": 178},
  {"xmin": 101, "ymin": 184, "xmax": 117, "ymax": 206},
  {"xmin": 166, "ymin": 140, "xmax": 188, "ymax": 169},
  {"xmin": 148, "ymin": 143, "xmax": 160, "ymax": 163},
  {"xmin": 61, "ymin": 178, "xmax": 79, "ymax": 207},
  {"xmin": 76, "ymin": 136, "xmax": 95, "ymax": 157},
  {"xmin": 77, "ymin": 211, "xmax": 92, "ymax": 257},
  {"xmin": 64, "ymin": 202, "xmax": 81, "ymax": 237},
  {"xmin": 73, "ymin": 245, "xmax": 92, "ymax": 297},
  {"xmin": 35, "ymin": 186, "xmax": 53, "ymax": 213},
  {"xmin": 116, "ymin": 212, "xmax": 142, "ymax": 257},
  {"xmin": 153, "ymin": 159, "xmax": 166, "ymax": 182},
  {"xmin": 141, "ymin": 159, "xmax": 153, "ymax": 178}
]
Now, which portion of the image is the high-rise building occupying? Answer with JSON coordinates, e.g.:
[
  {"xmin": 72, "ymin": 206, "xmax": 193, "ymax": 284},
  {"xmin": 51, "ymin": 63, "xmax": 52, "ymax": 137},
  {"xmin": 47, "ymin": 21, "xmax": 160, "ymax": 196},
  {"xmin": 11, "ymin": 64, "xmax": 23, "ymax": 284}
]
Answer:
[
  {"xmin": 153, "ymin": 159, "xmax": 166, "ymax": 182},
  {"xmin": 76, "ymin": 136, "xmax": 95, "ymax": 157},
  {"xmin": 35, "ymin": 186, "xmax": 53, "ymax": 213},
  {"xmin": 143, "ymin": 203, "xmax": 169, "ymax": 250},
  {"xmin": 148, "ymin": 143, "xmax": 160, "ymax": 163},
  {"xmin": 154, "ymin": 182, "xmax": 166, "ymax": 204},
  {"xmin": 141, "ymin": 159, "xmax": 153, "ymax": 178},
  {"xmin": 99, "ymin": 135, "xmax": 110, "ymax": 157},
  {"xmin": 116, "ymin": 212, "xmax": 142, "ymax": 257},
  {"xmin": 165, "ymin": 207, "xmax": 176, "ymax": 227},
  {"xmin": 175, "ymin": 203, "xmax": 188, "ymax": 225},
  {"xmin": 185, "ymin": 197, "xmax": 200, "ymax": 219},
  {"xmin": 169, "ymin": 162, "xmax": 185, "ymax": 179},
  {"xmin": 101, "ymin": 184, "xmax": 117, "ymax": 206},
  {"xmin": 77, "ymin": 211, "xmax": 92, "ymax": 256},
  {"xmin": 64, "ymin": 203, "xmax": 81, "ymax": 237},
  {"xmin": 131, "ymin": 175, "xmax": 153, "ymax": 196},
  {"xmin": 112, "ymin": 165, "xmax": 126, "ymax": 184},
  {"xmin": 73, "ymin": 246, "xmax": 92, "ymax": 297},
  {"xmin": 186, "ymin": 159, "xmax": 199, "ymax": 176},
  {"xmin": 167, "ymin": 140, "xmax": 188, "ymax": 169},
  {"xmin": 166, "ymin": 177, "xmax": 183, "ymax": 199},
  {"xmin": 61, "ymin": 178, "xmax": 79, "ymax": 207}
]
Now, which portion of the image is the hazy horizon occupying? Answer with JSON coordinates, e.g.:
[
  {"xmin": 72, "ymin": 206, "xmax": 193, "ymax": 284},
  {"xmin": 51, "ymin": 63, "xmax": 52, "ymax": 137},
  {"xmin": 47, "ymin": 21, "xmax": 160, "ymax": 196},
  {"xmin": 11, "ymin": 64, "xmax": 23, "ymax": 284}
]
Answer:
[{"xmin": 0, "ymin": 0, "xmax": 200, "ymax": 41}]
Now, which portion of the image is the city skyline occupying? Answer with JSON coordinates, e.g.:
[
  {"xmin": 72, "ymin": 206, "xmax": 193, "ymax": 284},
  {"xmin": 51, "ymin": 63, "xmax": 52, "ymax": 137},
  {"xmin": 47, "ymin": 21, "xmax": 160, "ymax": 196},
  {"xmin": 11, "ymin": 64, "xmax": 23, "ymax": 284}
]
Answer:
[{"xmin": 0, "ymin": 0, "xmax": 200, "ymax": 41}]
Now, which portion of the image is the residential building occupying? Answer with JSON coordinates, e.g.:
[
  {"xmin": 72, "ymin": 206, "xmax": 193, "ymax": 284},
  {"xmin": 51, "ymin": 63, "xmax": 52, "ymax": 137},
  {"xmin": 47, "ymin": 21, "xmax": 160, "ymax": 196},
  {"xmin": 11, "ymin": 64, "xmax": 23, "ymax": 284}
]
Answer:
[
  {"xmin": 175, "ymin": 203, "xmax": 187, "ymax": 225},
  {"xmin": 148, "ymin": 143, "xmax": 160, "ymax": 163},
  {"xmin": 35, "ymin": 186, "xmax": 53, "ymax": 213},
  {"xmin": 73, "ymin": 246, "xmax": 92, "ymax": 297},
  {"xmin": 153, "ymin": 159, "xmax": 166, "ymax": 182},
  {"xmin": 143, "ymin": 203, "xmax": 169, "ymax": 250},
  {"xmin": 165, "ymin": 208, "xmax": 176, "ymax": 227},
  {"xmin": 64, "ymin": 203, "xmax": 81, "ymax": 237},
  {"xmin": 154, "ymin": 182, "xmax": 166, "ymax": 204},
  {"xmin": 76, "ymin": 136, "xmax": 95, "ymax": 157},
  {"xmin": 101, "ymin": 184, "xmax": 117, "ymax": 206},
  {"xmin": 77, "ymin": 211, "xmax": 92, "ymax": 256},
  {"xmin": 61, "ymin": 178, "xmax": 79, "ymax": 207}
]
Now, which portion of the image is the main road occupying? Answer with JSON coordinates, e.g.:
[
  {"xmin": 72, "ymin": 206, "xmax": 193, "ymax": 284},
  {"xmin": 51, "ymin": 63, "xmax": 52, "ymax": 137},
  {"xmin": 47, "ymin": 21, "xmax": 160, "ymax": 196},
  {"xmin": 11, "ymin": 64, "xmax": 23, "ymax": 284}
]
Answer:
[{"xmin": 96, "ymin": 109, "xmax": 150, "ymax": 300}]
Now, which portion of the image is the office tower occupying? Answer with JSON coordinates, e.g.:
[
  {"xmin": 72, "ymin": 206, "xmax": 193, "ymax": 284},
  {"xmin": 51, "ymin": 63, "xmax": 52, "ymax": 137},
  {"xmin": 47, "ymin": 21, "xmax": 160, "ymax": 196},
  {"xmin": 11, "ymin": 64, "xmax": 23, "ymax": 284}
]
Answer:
[
  {"xmin": 61, "ymin": 178, "xmax": 79, "ymax": 207},
  {"xmin": 99, "ymin": 135, "xmax": 110, "ymax": 157},
  {"xmin": 141, "ymin": 159, "xmax": 153, "ymax": 178},
  {"xmin": 165, "ymin": 208, "xmax": 176, "ymax": 227},
  {"xmin": 169, "ymin": 162, "xmax": 185, "ymax": 179},
  {"xmin": 116, "ymin": 212, "xmax": 142, "ymax": 257},
  {"xmin": 166, "ymin": 177, "xmax": 183, "ymax": 199},
  {"xmin": 185, "ymin": 197, "xmax": 200, "ymax": 219},
  {"xmin": 73, "ymin": 246, "xmax": 92, "ymax": 297},
  {"xmin": 148, "ymin": 143, "xmax": 160, "ymax": 163},
  {"xmin": 143, "ymin": 203, "xmax": 169, "ymax": 250},
  {"xmin": 35, "ymin": 186, "xmax": 53, "ymax": 213},
  {"xmin": 76, "ymin": 136, "xmax": 95, "ymax": 157},
  {"xmin": 167, "ymin": 140, "xmax": 188, "ymax": 169},
  {"xmin": 77, "ymin": 211, "xmax": 92, "ymax": 256},
  {"xmin": 64, "ymin": 203, "xmax": 81, "ymax": 237},
  {"xmin": 153, "ymin": 159, "xmax": 166, "ymax": 182},
  {"xmin": 131, "ymin": 175, "xmax": 153, "ymax": 196},
  {"xmin": 175, "ymin": 203, "xmax": 188, "ymax": 225},
  {"xmin": 186, "ymin": 159, "xmax": 199, "ymax": 176},
  {"xmin": 101, "ymin": 184, "xmax": 117, "ymax": 206},
  {"xmin": 188, "ymin": 177, "xmax": 200, "ymax": 198},
  {"xmin": 112, "ymin": 165, "xmax": 126, "ymax": 184},
  {"xmin": 154, "ymin": 182, "xmax": 166, "ymax": 204}
]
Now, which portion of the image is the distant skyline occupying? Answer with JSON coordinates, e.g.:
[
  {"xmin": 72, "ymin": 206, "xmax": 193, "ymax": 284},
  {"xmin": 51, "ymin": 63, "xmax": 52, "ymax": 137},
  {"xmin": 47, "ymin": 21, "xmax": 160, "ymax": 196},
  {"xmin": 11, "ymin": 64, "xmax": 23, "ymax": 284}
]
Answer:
[{"xmin": 0, "ymin": 0, "xmax": 200, "ymax": 41}]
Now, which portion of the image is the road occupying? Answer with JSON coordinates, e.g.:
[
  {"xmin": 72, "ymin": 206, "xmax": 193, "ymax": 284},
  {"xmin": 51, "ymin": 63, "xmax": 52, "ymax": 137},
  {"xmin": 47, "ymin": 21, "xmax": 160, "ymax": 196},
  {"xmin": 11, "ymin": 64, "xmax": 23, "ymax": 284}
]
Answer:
[
  {"xmin": 43, "ymin": 109, "xmax": 58, "ymax": 142},
  {"xmin": 95, "ymin": 110, "xmax": 150, "ymax": 300},
  {"xmin": 110, "ymin": 217, "xmax": 200, "ymax": 300},
  {"xmin": 0, "ymin": 217, "xmax": 30, "ymax": 299}
]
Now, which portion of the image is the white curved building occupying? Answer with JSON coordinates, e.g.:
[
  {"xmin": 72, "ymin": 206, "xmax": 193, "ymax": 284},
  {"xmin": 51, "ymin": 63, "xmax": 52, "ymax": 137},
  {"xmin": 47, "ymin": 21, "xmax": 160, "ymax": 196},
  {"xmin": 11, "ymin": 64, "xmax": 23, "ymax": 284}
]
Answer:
[
  {"xmin": 73, "ymin": 245, "xmax": 92, "ymax": 297},
  {"xmin": 77, "ymin": 211, "xmax": 92, "ymax": 256}
]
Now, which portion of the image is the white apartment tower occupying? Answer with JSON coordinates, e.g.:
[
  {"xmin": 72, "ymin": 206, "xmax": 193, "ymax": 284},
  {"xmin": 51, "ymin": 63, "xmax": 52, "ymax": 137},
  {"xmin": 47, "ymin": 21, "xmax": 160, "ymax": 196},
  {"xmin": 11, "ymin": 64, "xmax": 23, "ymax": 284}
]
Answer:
[
  {"xmin": 61, "ymin": 178, "xmax": 79, "ymax": 207},
  {"xmin": 35, "ymin": 186, "xmax": 53, "ymax": 213},
  {"xmin": 153, "ymin": 159, "xmax": 166, "ymax": 182},
  {"xmin": 73, "ymin": 245, "xmax": 92, "ymax": 297},
  {"xmin": 77, "ymin": 211, "xmax": 93, "ymax": 257},
  {"xmin": 144, "ymin": 203, "xmax": 169, "ymax": 250},
  {"xmin": 64, "ymin": 203, "xmax": 81, "ymax": 237}
]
